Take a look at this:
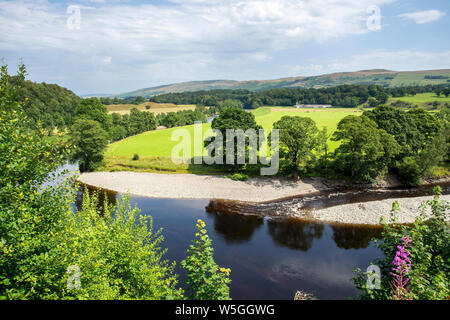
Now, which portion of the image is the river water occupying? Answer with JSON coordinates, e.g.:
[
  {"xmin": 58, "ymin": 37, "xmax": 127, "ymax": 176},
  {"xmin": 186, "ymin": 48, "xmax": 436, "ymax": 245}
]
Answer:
[
  {"xmin": 50, "ymin": 163, "xmax": 449, "ymax": 299},
  {"xmin": 76, "ymin": 186, "xmax": 383, "ymax": 300}
]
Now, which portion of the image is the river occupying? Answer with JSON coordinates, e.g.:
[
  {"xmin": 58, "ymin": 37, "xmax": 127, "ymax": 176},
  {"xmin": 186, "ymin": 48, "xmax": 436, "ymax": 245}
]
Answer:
[
  {"xmin": 75, "ymin": 184, "xmax": 383, "ymax": 300},
  {"xmin": 50, "ymin": 163, "xmax": 448, "ymax": 299}
]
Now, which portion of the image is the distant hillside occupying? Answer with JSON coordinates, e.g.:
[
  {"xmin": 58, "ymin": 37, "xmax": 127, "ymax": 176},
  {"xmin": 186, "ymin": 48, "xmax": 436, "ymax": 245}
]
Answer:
[{"xmin": 117, "ymin": 69, "xmax": 450, "ymax": 98}]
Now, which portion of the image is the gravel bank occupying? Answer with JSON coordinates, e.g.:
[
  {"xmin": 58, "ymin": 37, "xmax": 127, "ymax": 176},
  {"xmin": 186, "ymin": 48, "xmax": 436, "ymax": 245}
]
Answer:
[
  {"xmin": 78, "ymin": 172, "xmax": 448, "ymax": 225},
  {"xmin": 289, "ymin": 195, "xmax": 450, "ymax": 225},
  {"xmin": 78, "ymin": 171, "xmax": 325, "ymax": 202}
]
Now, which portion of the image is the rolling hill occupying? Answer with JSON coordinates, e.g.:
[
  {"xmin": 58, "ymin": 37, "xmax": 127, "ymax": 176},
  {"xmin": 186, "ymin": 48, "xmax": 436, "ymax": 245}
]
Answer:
[{"xmin": 117, "ymin": 69, "xmax": 450, "ymax": 98}]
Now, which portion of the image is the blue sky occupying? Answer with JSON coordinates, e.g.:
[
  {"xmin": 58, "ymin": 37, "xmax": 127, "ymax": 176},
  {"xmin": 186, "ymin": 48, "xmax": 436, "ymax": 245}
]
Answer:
[{"xmin": 0, "ymin": 0, "xmax": 449, "ymax": 95}]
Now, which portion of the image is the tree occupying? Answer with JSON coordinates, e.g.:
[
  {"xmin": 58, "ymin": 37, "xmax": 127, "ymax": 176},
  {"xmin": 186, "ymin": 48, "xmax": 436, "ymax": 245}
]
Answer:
[
  {"xmin": 363, "ymin": 105, "xmax": 422, "ymax": 156},
  {"xmin": 75, "ymin": 98, "xmax": 112, "ymax": 134},
  {"xmin": 273, "ymin": 116, "xmax": 320, "ymax": 179},
  {"xmin": 367, "ymin": 97, "xmax": 379, "ymax": 107},
  {"xmin": 69, "ymin": 119, "xmax": 109, "ymax": 172},
  {"xmin": 208, "ymin": 107, "xmax": 262, "ymax": 168},
  {"xmin": 416, "ymin": 123, "xmax": 450, "ymax": 177},
  {"xmin": 408, "ymin": 109, "xmax": 442, "ymax": 146},
  {"xmin": 331, "ymin": 115, "xmax": 400, "ymax": 181}
]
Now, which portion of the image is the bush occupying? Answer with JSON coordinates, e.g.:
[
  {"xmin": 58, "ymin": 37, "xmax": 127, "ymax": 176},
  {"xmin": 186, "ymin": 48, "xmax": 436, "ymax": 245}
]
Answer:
[
  {"xmin": 181, "ymin": 219, "xmax": 231, "ymax": 300},
  {"xmin": 132, "ymin": 154, "xmax": 139, "ymax": 161},
  {"xmin": 397, "ymin": 157, "xmax": 421, "ymax": 186},
  {"xmin": 226, "ymin": 173, "xmax": 248, "ymax": 181},
  {"xmin": 352, "ymin": 187, "xmax": 449, "ymax": 300},
  {"xmin": 145, "ymin": 105, "xmax": 151, "ymax": 110}
]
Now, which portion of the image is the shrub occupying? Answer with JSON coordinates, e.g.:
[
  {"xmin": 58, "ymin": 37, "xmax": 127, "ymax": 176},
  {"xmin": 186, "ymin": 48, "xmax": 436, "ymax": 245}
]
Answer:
[
  {"xmin": 396, "ymin": 157, "xmax": 421, "ymax": 186},
  {"xmin": 181, "ymin": 219, "xmax": 231, "ymax": 300},
  {"xmin": 132, "ymin": 154, "xmax": 139, "ymax": 161},
  {"xmin": 352, "ymin": 187, "xmax": 449, "ymax": 300},
  {"xmin": 226, "ymin": 173, "xmax": 248, "ymax": 181},
  {"xmin": 145, "ymin": 105, "xmax": 151, "ymax": 110},
  {"xmin": 50, "ymin": 190, "xmax": 183, "ymax": 300}
]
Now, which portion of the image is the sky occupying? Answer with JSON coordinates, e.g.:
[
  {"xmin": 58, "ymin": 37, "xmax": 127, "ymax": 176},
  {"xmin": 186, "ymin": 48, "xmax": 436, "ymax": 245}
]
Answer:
[{"xmin": 0, "ymin": 0, "xmax": 449, "ymax": 95}]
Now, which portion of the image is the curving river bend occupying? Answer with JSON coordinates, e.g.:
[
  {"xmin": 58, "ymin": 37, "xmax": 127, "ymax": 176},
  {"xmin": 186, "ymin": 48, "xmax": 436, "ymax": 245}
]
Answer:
[{"xmin": 57, "ymin": 163, "xmax": 447, "ymax": 299}]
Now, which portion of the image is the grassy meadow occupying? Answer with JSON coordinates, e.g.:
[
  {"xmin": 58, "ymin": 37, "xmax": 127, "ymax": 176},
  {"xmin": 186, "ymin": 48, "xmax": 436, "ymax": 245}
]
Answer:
[
  {"xmin": 389, "ymin": 71, "xmax": 450, "ymax": 87},
  {"xmin": 103, "ymin": 107, "xmax": 362, "ymax": 173},
  {"xmin": 388, "ymin": 92, "xmax": 450, "ymax": 107},
  {"xmin": 106, "ymin": 102, "xmax": 197, "ymax": 115}
]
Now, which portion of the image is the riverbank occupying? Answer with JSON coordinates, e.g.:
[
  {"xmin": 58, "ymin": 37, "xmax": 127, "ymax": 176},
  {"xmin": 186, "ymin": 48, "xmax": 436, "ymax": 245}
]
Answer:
[
  {"xmin": 78, "ymin": 171, "xmax": 449, "ymax": 225},
  {"xmin": 289, "ymin": 195, "xmax": 450, "ymax": 225},
  {"xmin": 78, "ymin": 171, "xmax": 326, "ymax": 202}
]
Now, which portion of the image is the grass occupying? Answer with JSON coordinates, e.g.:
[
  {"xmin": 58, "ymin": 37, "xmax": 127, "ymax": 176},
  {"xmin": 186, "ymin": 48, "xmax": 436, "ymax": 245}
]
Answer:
[
  {"xmin": 251, "ymin": 107, "xmax": 362, "ymax": 150},
  {"xmin": 103, "ymin": 107, "xmax": 361, "ymax": 173},
  {"xmin": 106, "ymin": 102, "xmax": 197, "ymax": 115},
  {"xmin": 388, "ymin": 93, "xmax": 450, "ymax": 108},
  {"xmin": 390, "ymin": 72, "xmax": 450, "ymax": 87}
]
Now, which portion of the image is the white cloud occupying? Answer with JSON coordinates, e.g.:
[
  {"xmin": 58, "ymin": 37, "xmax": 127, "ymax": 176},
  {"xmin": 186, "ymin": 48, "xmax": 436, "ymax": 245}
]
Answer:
[
  {"xmin": 289, "ymin": 50, "xmax": 450, "ymax": 76},
  {"xmin": 0, "ymin": 0, "xmax": 416, "ymax": 93},
  {"xmin": 399, "ymin": 10, "xmax": 445, "ymax": 24}
]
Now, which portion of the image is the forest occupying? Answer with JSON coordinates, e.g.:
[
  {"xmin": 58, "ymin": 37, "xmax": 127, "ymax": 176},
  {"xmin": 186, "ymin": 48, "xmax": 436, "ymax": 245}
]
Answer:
[{"xmin": 150, "ymin": 84, "xmax": 450, "ymax": 109}]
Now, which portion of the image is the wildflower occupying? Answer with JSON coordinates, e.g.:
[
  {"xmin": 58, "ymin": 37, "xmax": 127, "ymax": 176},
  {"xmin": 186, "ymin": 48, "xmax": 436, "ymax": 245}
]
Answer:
[{"xmin": 390, "ymin": 236, "xmax": 412, "ymax": 300}]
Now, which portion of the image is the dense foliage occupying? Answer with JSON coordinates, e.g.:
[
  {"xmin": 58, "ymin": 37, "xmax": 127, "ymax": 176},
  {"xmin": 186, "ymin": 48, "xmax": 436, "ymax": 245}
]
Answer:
[
  {"xmin": 13, "ymin": 78, "xmax": 81, "ymax": 131},
  {"xmin": 331, "ymin": 115, "xmax": 401, "ymax": 181},
  {"xmin": 0, "ymin": 64, "xmax": 231, "ymax": 300},
  {"xmin": 352, "ymin": 188, "xmax": 449, "ymax": 300}
]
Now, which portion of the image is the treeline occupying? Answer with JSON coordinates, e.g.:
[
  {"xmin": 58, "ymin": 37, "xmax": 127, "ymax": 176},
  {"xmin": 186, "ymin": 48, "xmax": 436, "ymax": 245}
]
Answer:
[
  {"xmin": 99, "ymin": 96, "xmax": 146, "ymax": 105},
  {"xmin": 70, "ymin": 98, "xmax": 208, "ymax": 170},
  {"xmin": 110, "ymin": 108, "xmax": 206, "ymax": 141},
  {"xmin": 13, "ymin": 78, "xmax": 81, "ymax": 130},
  {"xmin": 298, "ymin": 106, "xmax": 448, "ymax": 185},
  {"xmin": 151, "ymin": 84, "xmax": 450, "ymax": 109},
  {"xmin": 208, "ymin": 104, "xmax": 449, "ymax": 185}
]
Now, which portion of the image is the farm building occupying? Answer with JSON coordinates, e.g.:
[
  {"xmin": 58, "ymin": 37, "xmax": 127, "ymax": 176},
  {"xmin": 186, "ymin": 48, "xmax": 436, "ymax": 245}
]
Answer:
[{"xmin": 294, "ymin": 103, "xmax": 333, "ymax": 108}]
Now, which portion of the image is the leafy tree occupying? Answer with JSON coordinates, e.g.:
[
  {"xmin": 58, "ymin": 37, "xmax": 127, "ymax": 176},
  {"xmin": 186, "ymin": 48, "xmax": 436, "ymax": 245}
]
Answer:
[
  {"xmin": 181, "ymin": 219, "xmax": 231, "ymax": 300},
  {"xmin": 0, "ymin": 64, "xmax": 226, "ymax": 301},
  {"xmin": 14, "ymin": 78, "xmax": 81, "ymax": 131},
  {"xmin": 128, "ymin": 108, "xmax": 157, "ymax": 135},
  {"xmin": 69, "ymin": 119, "xmax": 109, "ymax": 172},
  {"xmin": 272, "ymin": 116, "xmax": 319, "ymax": 179},
  {"xmin": 331, "ymin": 115, "xmax": 400, "ymax": 181},
  {"xmin": 408, "ymin": 109, "xmax": 442, "ymax": 145},
  {"xmin": 416, "ymin": 123, "xmax": 450, "ymax": 177},
  {"xmin": 209, "ymin": 107, "xmax": 262, "ymax": 168},
  {"xmin": 364, "ymin": 105, "xmax": 422, "ymax": 156},
  {"xmin": 367, "ymin": 97, "xmax": 379, "ymax": 107},
  {"xmin": 0, "ymin": 64, "xmax": 71, "ymax": 299},
  {"xmin": 75, "ymin": 98, "xmax": 112, "ymax": 134}
]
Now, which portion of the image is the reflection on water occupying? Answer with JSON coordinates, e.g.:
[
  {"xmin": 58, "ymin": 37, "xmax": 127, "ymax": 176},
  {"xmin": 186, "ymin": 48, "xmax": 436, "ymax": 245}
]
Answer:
[
  {"xmin": 206, "ymin": 182, "xmax": 450, "ymax": 218},
  {"xmin": 267, "ymin": 218, "xmax": 324, "ymax": 251},
  {"xmin": 206, "ymin": 211, "xmax": 264, "ymax": 244},
  {"xmin": 75, "ymin": 183, "xmax": 118, "ymax": 212},
  {"xmin": 77, "ymin": 184, "xmax": 383, "ymax": 300},
  {"xmin": 331, "ymin": 225, "xmax": 383, "ymax": 250}
]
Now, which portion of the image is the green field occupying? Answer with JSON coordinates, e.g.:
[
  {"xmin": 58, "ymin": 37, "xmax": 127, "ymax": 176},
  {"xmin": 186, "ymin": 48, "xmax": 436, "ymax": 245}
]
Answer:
[
  {"xmin": 388, "ymin": 92, "xmax": 450, "ymax": 107},
  {"xmin": 106, "ymin": 102, "xmax": 197, "ymax": 115},
  {"xmin": 390, "ymin": 72, "xmax": 450, "ymax": 87},
  {"xmin": 104, "ymin": 107, "xmax": 362, "ymax": 173}
]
